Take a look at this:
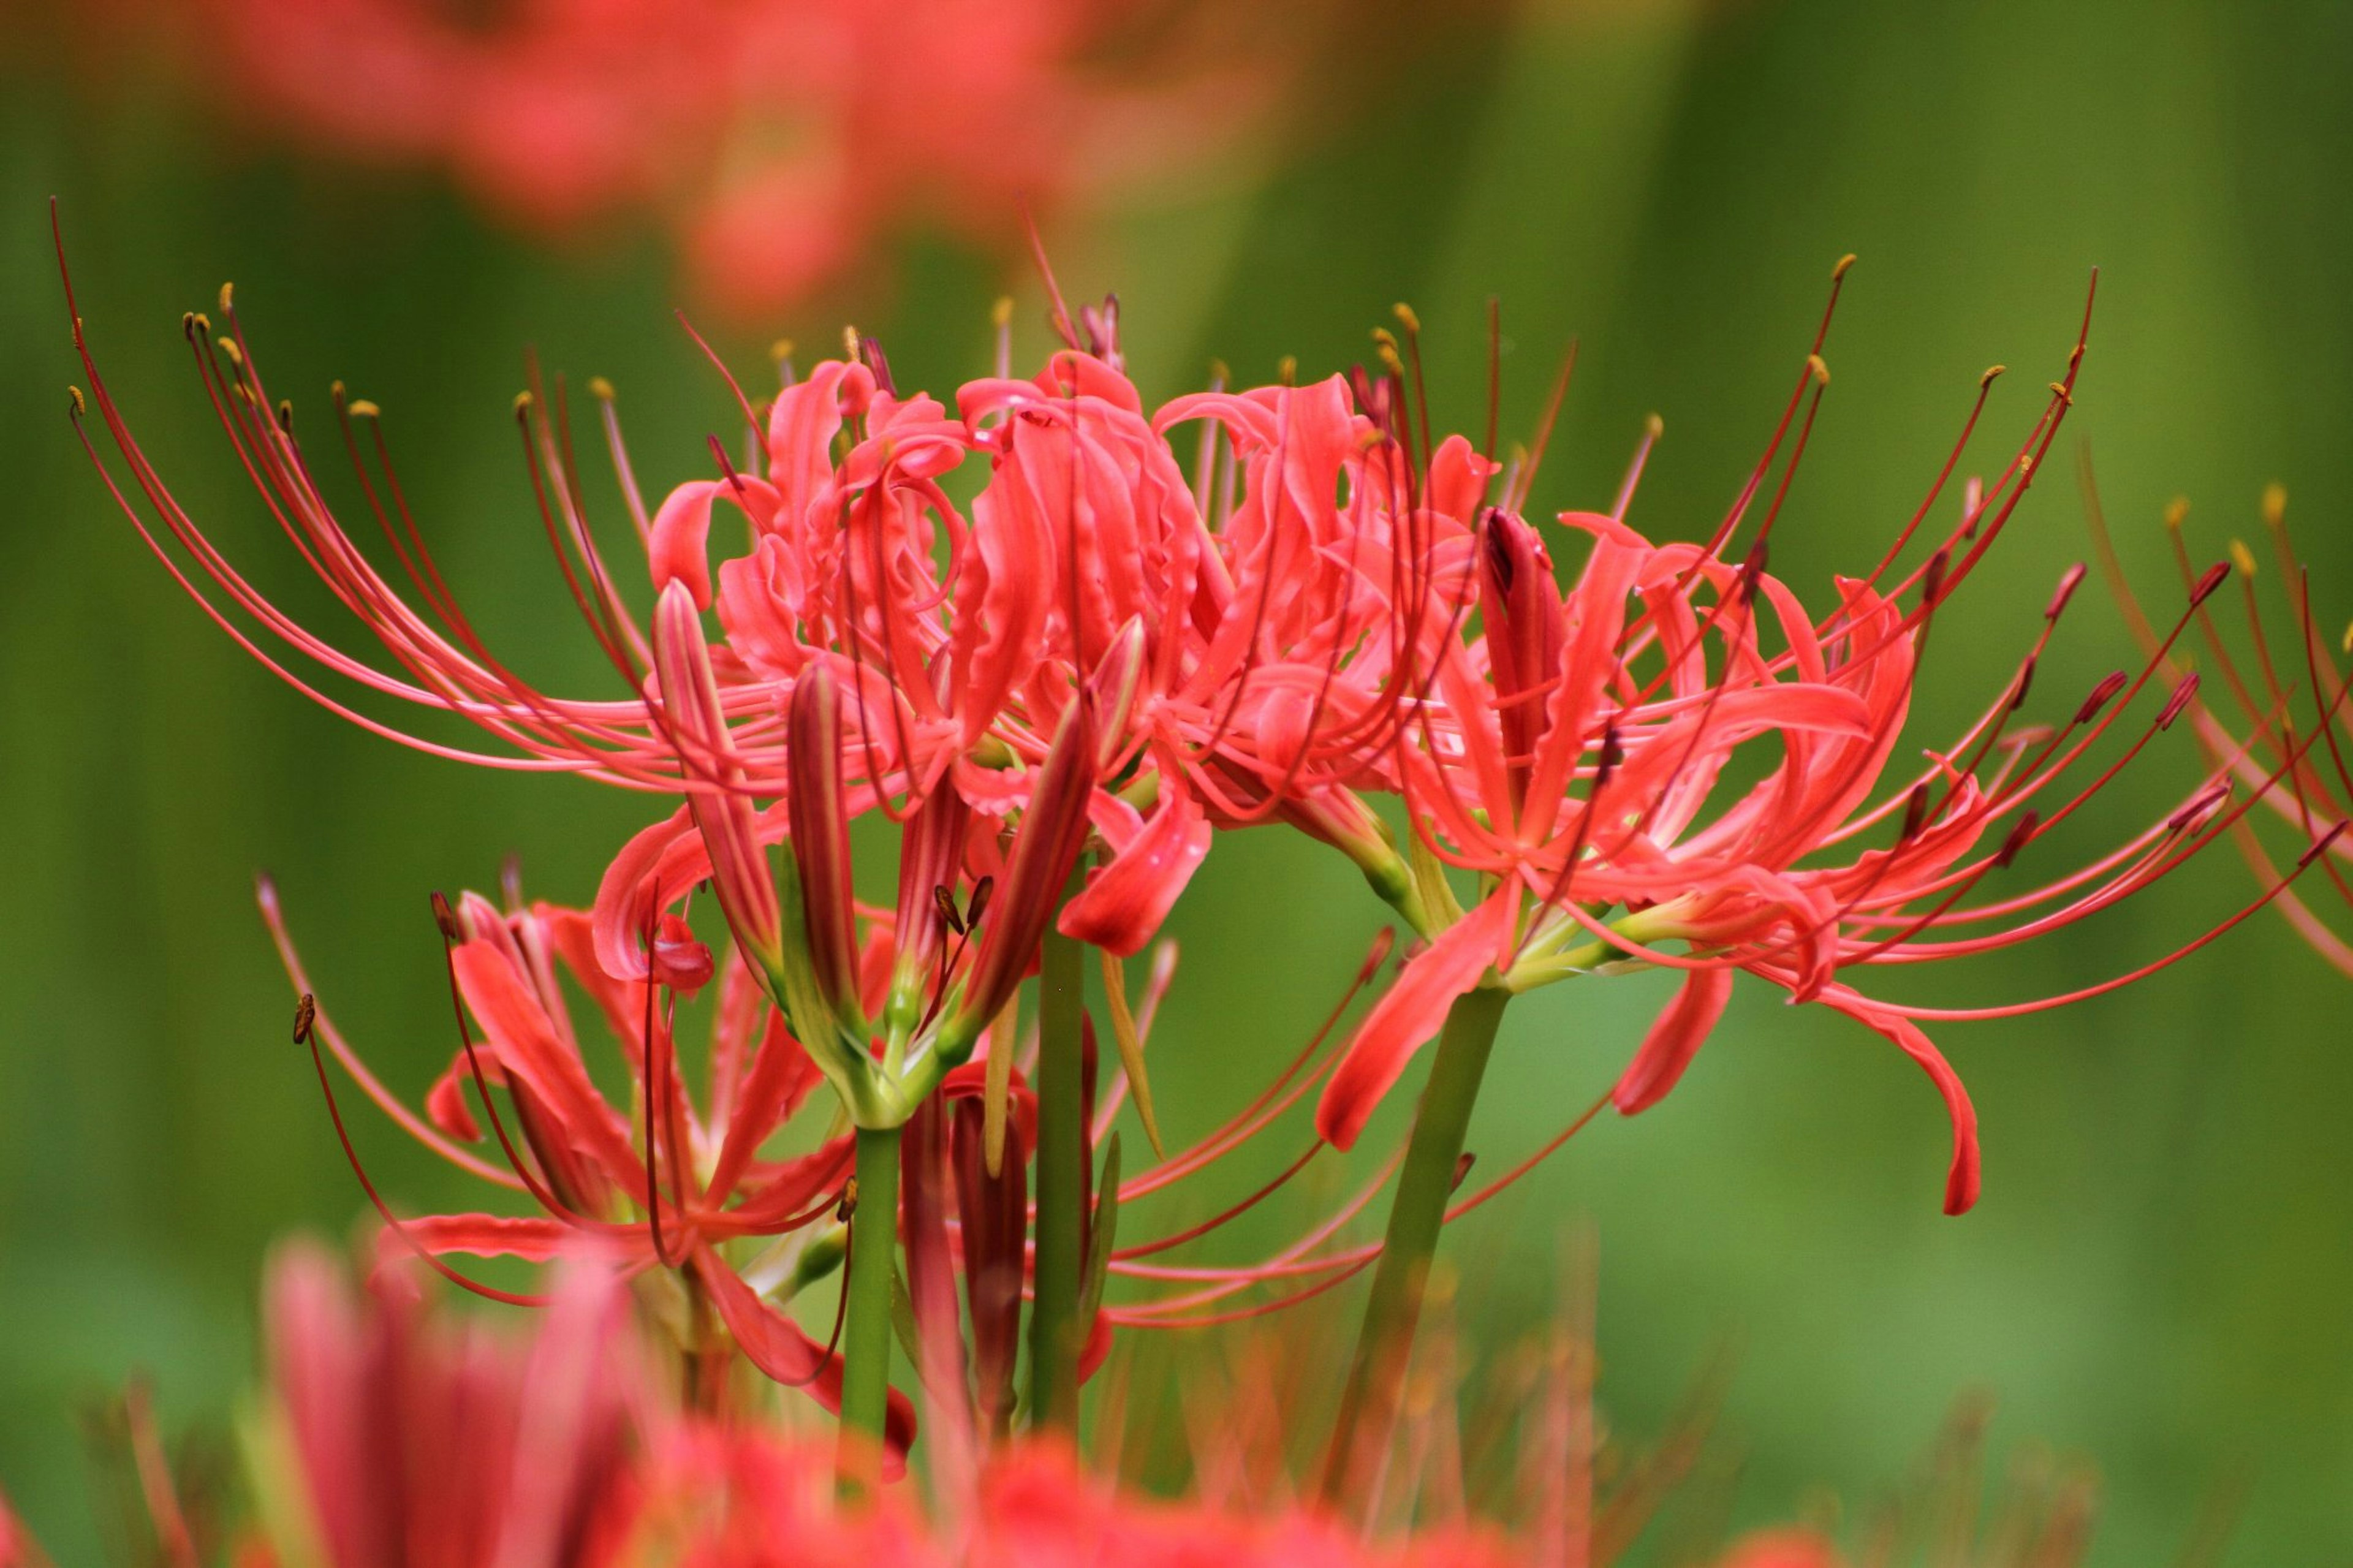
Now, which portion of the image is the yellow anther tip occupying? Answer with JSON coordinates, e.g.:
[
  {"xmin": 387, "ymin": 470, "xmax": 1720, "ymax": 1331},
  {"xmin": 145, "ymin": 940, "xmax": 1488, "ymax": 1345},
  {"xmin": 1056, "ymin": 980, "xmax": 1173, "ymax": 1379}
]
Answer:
[
  {"xmin": 217, "ymin": 339, "xmax": 243, "ymax": 366},
  {"xmin": 1832, "ymin": 252, "xmax": 1859, "ymax": 280},
  {"xmin": 1645, "ymin": 412, "xmax": 1664, "ymax": 439},
  {"xmin": 218, "ymin": 281, "xmax": 235, "ymax": 312},
  {"xmin": 586, "ymin": 376, "xmax": 616, "ymax": 401},
  {"xmin": 512, "ymin": 390, "xmax": 534, "ymax": 415},
  {"xmin": 990, "ymin": 296, "xmax": 1014, "ymax": 328},
  {"xmin": 1392, "ymin": 302, "xmax": 1421, "ymax": 333},
  {"xmin": 2262, "ymin": 482, "xmax": 2287, "ymax": 528},
  {"xmin": 67, "ymin": 385, "xmax": 85, "ymax": 414},
  {"xmin": 2230, "ymin": 538, "xmax": 2259, "ymax": 577},
  {"xmin": 1980, "ymin": 363, "xmax": 2006, "ymax": 387},
  {"xmin": 347, "ymin": 399, "xmax": 380, "ymax": 419},
  {"xmin": 2164, "ymin": 497, "xmax": 2191, "ymax": 530},
  {"xmin": 1806, "ymin": 354, "xmax": 1830, "ymax": 385}
]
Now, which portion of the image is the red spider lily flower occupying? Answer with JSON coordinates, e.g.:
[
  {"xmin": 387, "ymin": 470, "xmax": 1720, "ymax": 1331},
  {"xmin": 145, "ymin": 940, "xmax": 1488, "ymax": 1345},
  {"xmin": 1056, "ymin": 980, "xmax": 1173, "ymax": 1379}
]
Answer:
[
  {"xmin": 2089, "ymin": 479, "xmax": 2353, "ymax": 977},
  {"xmin": 190, "ymin": 0, "xmax": 1278, "ymax": 319},
  {"xmin": 1714, "ymin": 1534, "xmax": 1844, "ymax": 1568},
  {"xmin": 1316, "ymin": 272, "xmax": 2343, "ymax": 1215},
  {"xmin": 260, "ymin": 872, "xmax": 919, "ymax": 1462},
  {"xmin": 252, "ymin": 1238, "xmax": 639, "ymax": 1568},
  {"xmin": 0, "ymin": 1490, "xmax": 48, "ymax": 1568}
]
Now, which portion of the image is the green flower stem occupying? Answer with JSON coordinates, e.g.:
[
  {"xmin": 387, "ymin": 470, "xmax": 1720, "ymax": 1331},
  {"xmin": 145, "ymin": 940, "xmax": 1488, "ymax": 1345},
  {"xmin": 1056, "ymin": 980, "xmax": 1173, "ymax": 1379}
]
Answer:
[
  {"xmin": 838, "ymin": 1122, "xmax": 903, "ymax": 1498},
  {"xmin": 1026, "ymin": 898, "xmax": 1089, "ymax": 1435},
  {"xmin": 1319, "ymin": 985, "xmax": 1510, "ymax": 1507}
]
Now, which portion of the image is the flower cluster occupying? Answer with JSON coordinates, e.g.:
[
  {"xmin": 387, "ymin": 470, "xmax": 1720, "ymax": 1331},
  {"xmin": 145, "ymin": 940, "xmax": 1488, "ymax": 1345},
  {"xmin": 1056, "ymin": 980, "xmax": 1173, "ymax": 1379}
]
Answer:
[
  {"xmin": 64, "ymin": 232, "xmax": 2313, "ymax": 1496},
  {"xmin": 186, "ymin": 0, "xmax": 1287, "ymax": 317}
]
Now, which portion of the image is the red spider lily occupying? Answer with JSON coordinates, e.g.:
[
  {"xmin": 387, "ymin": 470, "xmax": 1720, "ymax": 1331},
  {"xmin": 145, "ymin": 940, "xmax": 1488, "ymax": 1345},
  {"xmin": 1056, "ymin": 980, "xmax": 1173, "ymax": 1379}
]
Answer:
[
  {"xmin": 251, "ymin": 1239, "xmax": 640, "ymax": 1568},
  {"xmin": 2088, "ymin": 477, "xmax": 2353, "ymax": 978},
  {"xmin": 1314, "ymin": 271, "xmax": 2346, "ymax": 1215},
  {"xmin": 189, "ymin": 0, "xmax": 1278, "ymax": 319},
  {"xmin": 61, "ymin": 251, "xmax": 1417, "ymax": 968},
  {"xmin": 261, "ymin": 873, "xmax": 920, "ymax": 1461},
  {"xmin": 0, "ymin": 1490, "xmax": 48, "ymax": 1568}
]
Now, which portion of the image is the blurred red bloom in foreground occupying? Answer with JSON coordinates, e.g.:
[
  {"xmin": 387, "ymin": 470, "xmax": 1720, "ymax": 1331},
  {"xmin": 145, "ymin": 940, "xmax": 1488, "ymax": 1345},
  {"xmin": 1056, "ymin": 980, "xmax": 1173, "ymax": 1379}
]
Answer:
[{"xmin": 194, "ymin": 0, "xmax": 1274, "ymax": 319}]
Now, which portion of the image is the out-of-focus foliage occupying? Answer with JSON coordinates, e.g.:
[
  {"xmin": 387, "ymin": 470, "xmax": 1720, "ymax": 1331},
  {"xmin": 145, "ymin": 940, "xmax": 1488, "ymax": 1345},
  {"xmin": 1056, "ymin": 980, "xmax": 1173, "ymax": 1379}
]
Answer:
[{"xmin": 7, "ymin": 1, "xmax": 2353, "ymax": 1562}]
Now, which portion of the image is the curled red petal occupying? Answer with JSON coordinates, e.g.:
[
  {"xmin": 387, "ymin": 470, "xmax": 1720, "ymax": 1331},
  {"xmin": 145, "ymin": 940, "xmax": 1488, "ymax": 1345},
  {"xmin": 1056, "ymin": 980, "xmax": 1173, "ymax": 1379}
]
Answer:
[
  {"xmin": 1316, "ymin": 894, "xmax": 1514, "ymax": 1151},
  {"xmin": 696, "ymin": 1247, "xmax": 916, "ymax": 1477},
  {"xmin": 647, "ymin": 480, "xmax": 719, "ymax": 610},
  {"xmin": 1612, "ymin": 968, "xmax": 1735, "ymax": 1116},
  {"xmin": 1058, "ymin": 789, "xmax": 1210, "ymax": 957},
  {"xmin": 1821, "ymin": 991, "xmax": 1982, "ymax": 1215}
]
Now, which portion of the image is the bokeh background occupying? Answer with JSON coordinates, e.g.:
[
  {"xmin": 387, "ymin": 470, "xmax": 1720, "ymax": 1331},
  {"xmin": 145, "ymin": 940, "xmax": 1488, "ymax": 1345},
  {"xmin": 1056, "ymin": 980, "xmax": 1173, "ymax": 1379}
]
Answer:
[{"xmin": 7, "ymin": 0, "xmax": 2353, "ymax": 1559}]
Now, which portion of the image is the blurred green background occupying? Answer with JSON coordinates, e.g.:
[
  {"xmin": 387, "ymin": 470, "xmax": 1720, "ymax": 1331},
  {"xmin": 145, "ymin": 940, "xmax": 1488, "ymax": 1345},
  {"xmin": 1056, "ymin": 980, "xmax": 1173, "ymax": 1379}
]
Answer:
[{"xmin": 9, "ymin": 0, "xmax": 2353, "ymax": 1559}]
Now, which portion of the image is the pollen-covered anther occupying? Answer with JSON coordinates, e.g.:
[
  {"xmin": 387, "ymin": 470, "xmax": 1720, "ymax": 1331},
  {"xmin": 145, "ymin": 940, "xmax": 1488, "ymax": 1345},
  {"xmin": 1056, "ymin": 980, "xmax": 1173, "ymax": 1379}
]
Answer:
[
  {"xmin": 1979, "ymin": 363, "xmax": 2007, "ymax": 388},
  {"xmin": 2047, "ymin": 380, "xmax": 2072, "ymax": 405},
  {"xmin": 1806, "ymin": 354, "xmax": 1830, "ymax": 385},
  {"xmin": 2262, "ymin": 482, "xmax": 2288, "ymax": 529},
  {"xmin": 2164, "ymin": 496, "xmax": 2191, "ymax": 530},
  {"xmin": 1832, "ymin": 252, "xmax": 1859, "ymax": 281},
  {"xmin": 2229, "ymin": 538, "xmax": 2258, "ymax": 577}
]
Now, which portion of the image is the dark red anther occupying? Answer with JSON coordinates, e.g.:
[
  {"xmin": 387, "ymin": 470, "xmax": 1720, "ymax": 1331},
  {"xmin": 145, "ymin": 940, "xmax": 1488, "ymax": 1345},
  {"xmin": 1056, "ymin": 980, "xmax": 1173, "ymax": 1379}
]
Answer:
[
  {"xmin": 1080, "ymin": 293, "xmax": 1121, "ymax": 366},
  {"xmin": 2169, "ymin": 782, "xmax": 2230, "ymax": 833},
  {"xmin": 2158, "ymin": 672, "xmax": 2202, "ymax": 731},
  {"xmin": 1920, "ymin": 547, "xmax": 1952, "ymax": 610},
  {"xmin": 2044, "ymin": 562, "xmax": 2087, "ymax": 621},
  {"xmin": 1480, "ymin": 509, "xmax": 1515, "ymax": 594},
  {"xmin": 2075, "ymin": 671, "xmax": 2128, "ymax": 725},
  {"xmin": 430, "ymin": 890, "xmax": 461, "ymax": 941},
  {"xmin": 1451, "ymin": 1151, "xmax": 1476, "ymax": 1191},
  {"xmin": 1596, "ymin": 722, "xmax": 1626, "ymax": 786},
  {"xmin": 965, "ymin": 874, "xmax": 995, "ymax": 930},
  {"xmin": 292, "ymin": 993, "xmax": 317, "ymax": 1045},
  {"xmin": 933, "ymin": 884, "xmax": 965, "ymax": 936},
  {"xmin": 2189, "ymin": 561, "xmax": 2230, "ymax": 607},
  {"xmin": 858, "ymin": 333, "xmax": 896, "ymax": 396},
  {"xmin": 2010, "ymin": 655, "xmax": 2037, "ymax": 713},
  {"xmin": 1995, "ymin": 811, "xmax": 2040, "ymax": 869},
  {"xmin": 2300, "ymin": 820, "xmax": 2349, "ymax": 868},
  {"xmin": 1900, "ymin": 782, "xmax": 1931, "ymax": 843}
]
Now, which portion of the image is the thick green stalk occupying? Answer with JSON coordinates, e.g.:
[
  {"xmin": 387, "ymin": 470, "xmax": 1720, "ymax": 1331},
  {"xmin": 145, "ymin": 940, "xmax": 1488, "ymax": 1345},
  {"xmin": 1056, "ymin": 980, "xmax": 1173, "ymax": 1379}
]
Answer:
[
  {"xmin": 1025, "ymin": 907, "xmax": 1089, "ymax": 1434},
  {"xmin": 838, "ymin": 1123, "xmax": 903, "ymax": 1497},
  {"xmin": 1319, "ymin": 986, "xmax": 1510, "ymax": 1507}
]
